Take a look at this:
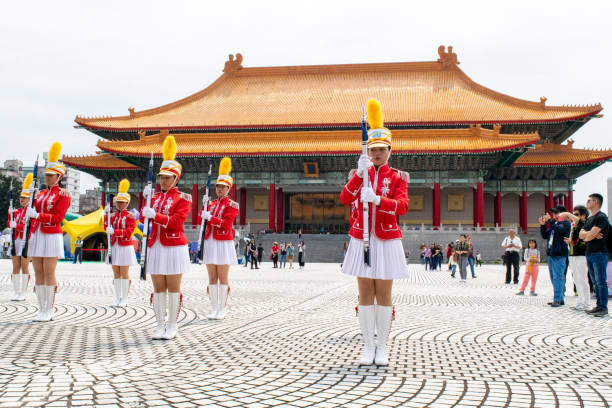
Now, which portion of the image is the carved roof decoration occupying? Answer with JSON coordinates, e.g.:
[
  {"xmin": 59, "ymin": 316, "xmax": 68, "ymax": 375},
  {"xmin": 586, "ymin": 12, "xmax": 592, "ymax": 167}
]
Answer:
[
  {"xmin": 94, "ymin": 127, "xmax": 539, "ymax": 157},
  {"xmin": 514, "ymin": 140, "xmax": 612, "ymax": 167},
  {"xmin": 74, "ymin": 46, "xmax": 602, "ymax": 133}
]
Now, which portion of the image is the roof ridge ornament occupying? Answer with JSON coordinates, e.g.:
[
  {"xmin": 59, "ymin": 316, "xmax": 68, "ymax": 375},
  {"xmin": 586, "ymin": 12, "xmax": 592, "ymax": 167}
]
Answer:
[
  {"xmin": 539, "ymin": 97, "xmax": 547, "ymax": 109},
  {"xmin": 128, "ymin": 107, "xmax": 135, "ymax": 117},
  {"xmin": 223, "ymin": 53, "xmax": 244, "ymax": 74},
  {"xmin": 437, "ymin": 45, "xmax": 459, "ymax": 68}
]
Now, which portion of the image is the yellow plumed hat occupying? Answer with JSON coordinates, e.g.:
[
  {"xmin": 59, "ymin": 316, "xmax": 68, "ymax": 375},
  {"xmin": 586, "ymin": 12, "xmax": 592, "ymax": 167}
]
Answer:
[
  {"xmin": 20, "ymin": 173, "xmax": 34, "ymax": 198},
  {"xmin": 115, "ymin": 179, "xmax": 131, "ymax": 203},
  {"xmin": 366, "ymin": 99, "xmax": 392, "ymax": 148},
  {"xmin": 216, "ymin": 157, "xmax": 233, "ymax": 188},
  {"xmin": 45, "ymin": 142, "xmax": 67, "ymax": 177},
  {"xmin": 158, "ymin": 135, "xmax": 182, "ymax": 178}
]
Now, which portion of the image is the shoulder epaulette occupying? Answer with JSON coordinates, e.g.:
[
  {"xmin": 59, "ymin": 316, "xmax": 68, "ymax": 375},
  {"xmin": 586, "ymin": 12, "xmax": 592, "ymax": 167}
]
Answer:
[
  {"xmin": 179, "ymin": 192, "xmax": 192, "ymax": 203},
  {"xmin": 391, "ymin": 168, "xmax": 410, "ymax": 183},
  {"xmin": 59, "ymin": 188, "xmax": 71, "ymax": 197},
  {"xmin": 230, "ymin": 199, "xmax": 239, "ymax": 210},
  {"xmin": 348, "ymin": 169, "xmax": 357, "ymax": 179}
]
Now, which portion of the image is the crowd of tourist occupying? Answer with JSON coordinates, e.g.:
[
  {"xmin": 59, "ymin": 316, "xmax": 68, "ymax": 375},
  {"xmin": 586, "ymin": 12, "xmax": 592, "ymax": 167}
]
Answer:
[{"xmin": 420, "ymin": 236, "xmax": 479, "ymax": 282}]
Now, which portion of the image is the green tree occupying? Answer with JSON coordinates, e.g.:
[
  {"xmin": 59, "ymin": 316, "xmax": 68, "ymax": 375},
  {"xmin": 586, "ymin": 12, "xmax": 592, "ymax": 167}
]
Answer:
[{"xmin": 0, "ymin": 175, "xmax": 24, "ymax": 230}]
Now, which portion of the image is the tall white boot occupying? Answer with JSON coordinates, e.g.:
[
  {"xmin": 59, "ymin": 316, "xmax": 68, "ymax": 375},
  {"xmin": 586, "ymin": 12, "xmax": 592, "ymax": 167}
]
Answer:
[
  {"xmin": 215, "ymin": 285, "xmax": 229, "ymax": 320},
  {"xmin": 42, "ymin": 286, "xmax": 57, "ymax": 322},
  {"xmin": 163, "ymin": 292, "xmax": 182, "ymax": 340},
  {"xmin": 18, "ymin": 275, "xmax": 30, "ymax": 301},
  {"xmin": 374, "ymin": 305, "xmax": 393, "ymax": 366},
  {"xmin": 119, "ymin": 279, "xmax": 130, "ymax": 307},
  {"xmin": 33, "ymin": 285, "xmax": 46, "ymax": 322},
  {"xmin": 207, "ymin": 284, "xmax": 218, "ymax": 320},
  {"xmin": 11, "ymin": 275, "xmax": 20, "ymax": 301},
  {"xmin": 151, "ymin": 292, "xmax": 166, "ymax": 339},
  {"xmin": 112, "ymin": 279, "xmax": 122, "ymax": 307},
  {"xmin": 358, "ymin": 305, "xmax": 376, "ymax": 365}
]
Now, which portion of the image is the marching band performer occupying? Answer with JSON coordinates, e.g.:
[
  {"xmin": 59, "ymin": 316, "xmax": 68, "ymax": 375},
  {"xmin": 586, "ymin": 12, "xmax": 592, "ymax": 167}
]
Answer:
[
  {"xmin": 106, "ymin": 179, "xmax": 137, "ymax": 307},
  {"xmin": 140, "ymin": 136, "xmax": 191, "ymax": 340},
  {"xmin": 26, "ymin": 142, "xmax": 71, "ymax": 322},
  {"xmin": 199, "ymin": 157, "xmax": 239, "ymax": 320},
  {"xmin": 8, "ymin": 174, "xmax": 34, "ymax": 301},
  {"xmin": 340, "ymin": 99, "xmax": 410, "ymax": 366}
]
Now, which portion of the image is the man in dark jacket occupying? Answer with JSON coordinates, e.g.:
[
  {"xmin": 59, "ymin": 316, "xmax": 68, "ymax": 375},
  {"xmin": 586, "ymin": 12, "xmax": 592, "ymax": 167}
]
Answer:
[{"xmin": 540, "ymin": 205, "xmax": 571, "ymax": 307}]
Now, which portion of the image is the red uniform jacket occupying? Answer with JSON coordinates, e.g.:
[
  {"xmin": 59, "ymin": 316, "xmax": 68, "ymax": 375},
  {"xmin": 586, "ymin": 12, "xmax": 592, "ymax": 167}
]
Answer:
[
  {"xmin": 339, "ymin": 163, "xmax": 409, "ymax": 240},
  {"xmin": 106, "ymin": 209, "xmax": 138, "ymax": 247},
  {"xmin": 8, "ymin": 207, "xmax": 28, "ymax": 240},
  {"xmin": 198, "ymin": 196, "xmax": 239, "ymax": 241},
  {"xmin": 139, "ymin": 187, "xmax": 191, "ymax": 247},
  {"xmin": 31, "ymin": 185, "xmax": 71, "ymax": 234}
]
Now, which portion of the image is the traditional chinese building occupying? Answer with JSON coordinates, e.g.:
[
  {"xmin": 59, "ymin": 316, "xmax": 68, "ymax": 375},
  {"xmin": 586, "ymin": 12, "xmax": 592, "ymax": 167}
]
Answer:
[{"xmin": 65, "ymin": 46, "xmax": 612, "ymax": 234}]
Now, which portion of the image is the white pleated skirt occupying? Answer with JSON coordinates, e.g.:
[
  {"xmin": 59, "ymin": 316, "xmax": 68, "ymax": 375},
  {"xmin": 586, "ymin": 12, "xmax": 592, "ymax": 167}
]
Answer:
[
  {"xmin": 342, "ymin": 235, "xmax": 408, "ymax": 280},
  {"xmin": 146, "ymin": 240, "xmax": 191, "ymax": 275},
  {"xmin": 11, "ymin": 238, "xmax": 24, "ymax": 257},
  {"xmin": 110, "ymin": 243, "xmax": 137, "ymax": 266},
  {"xmin": 27, "ymin": 229, "xmax": 64, "ymax": 259},
  {"xmin": 202, "ymin": 236, "xmax": 238, "ymax": 266}
]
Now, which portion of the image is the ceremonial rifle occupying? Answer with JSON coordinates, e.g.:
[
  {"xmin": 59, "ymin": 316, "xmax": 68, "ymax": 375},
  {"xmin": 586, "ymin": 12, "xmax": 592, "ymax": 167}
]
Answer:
[
  {"xmin": 8, "ymin": 179, "xmax": 16, "ymax": 257},
  {"xmin": 361, "ymin": 106, "xmax": 370, "ymax": 266},
  {"xmin": 105, "ymin": 182, "xmax": 112, "ymax": 264},
  {"xmin": 140, "ymin": 152, "xmax": 154, "ymax": 280},
  {"xmin": 197, "ymin": 164, "xmax": 212, "ymax": 263},
  {"xmin": 21, "ymin": 156, "xmax": 39, "ymax": 259}
]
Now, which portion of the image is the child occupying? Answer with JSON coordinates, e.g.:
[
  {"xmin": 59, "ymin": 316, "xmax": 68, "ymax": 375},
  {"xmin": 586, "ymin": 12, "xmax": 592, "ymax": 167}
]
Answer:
[
  {"xmin": 516, "ymin": 239, "xmax": 540, "ymax": 296},
  {"xmin": 449, "ymin": 247, "xmax": 458, "ymax": 278}
]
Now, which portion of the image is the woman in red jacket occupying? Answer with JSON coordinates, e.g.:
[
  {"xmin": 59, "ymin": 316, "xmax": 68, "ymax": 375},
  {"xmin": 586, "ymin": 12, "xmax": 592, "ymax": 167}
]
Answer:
[
  {"xmin": 199, "ymin": 157, "xmax": 238, "ymax": 320},
  {"xmin": 106, "ymin": 179, "xmax": 137, "ymax": 307},
  {"xmin": 141, "ymin": 136, "xmax": 191, "ymax": 340},
  {"xmin": 340, "ymin": 99, "xmax": 409, "ymax": 367},
  {"xmin": 8, "ymin": 173, "xmax": 34, "ymax": 301},
  {"xmin": 25, "ymin": 142, "xmax": 71, "ymax": 322}
]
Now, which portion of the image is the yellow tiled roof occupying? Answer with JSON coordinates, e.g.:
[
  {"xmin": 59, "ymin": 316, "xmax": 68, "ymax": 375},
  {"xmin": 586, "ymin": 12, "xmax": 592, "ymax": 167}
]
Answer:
[
  {"xmin": 75, "ymin": 48, "xmax": 602, "ymax": 131},
  {"xmin": 514, "ymin": 141, "xmax": 612, "ymax": 167},
  {"xmin": 62, "ymin": 153, "xmax": 141, "ymax": 170},
  {"xmin": 96, "ymin": 126, "xmax": 539, "ymax": 157}
]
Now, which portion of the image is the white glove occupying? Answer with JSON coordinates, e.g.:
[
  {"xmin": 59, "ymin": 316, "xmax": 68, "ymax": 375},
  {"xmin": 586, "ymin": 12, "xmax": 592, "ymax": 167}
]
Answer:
[
  {"xmin": 201, "ymin": 210, "xmax": 212, "ymax": 221},
  {"xmin": 106, "ymin": 225, "xmax": 114, "ymax": 235},
  {"xmin": 26, "ymin": 207, "xmax": 39, "ymax": 219},
  {"xmin": 360, "ymin": 187, "xmax": 380, "ymax": 205},
  {"xmin": 142, "ymin": 207, "xmax": 156, "ymax": 219},
  {"xmin": 202, "ymin": 195, "xmax": 209, "ymax": 207},
  {"xmin": 143, "ymin": 184, "xmax": 153, "ymax": 199},
  {"xmin": 9, "ymin": 220, "xmax": 17, "ymax": 229},
  {"xmin": 357, "ymin": 154, "xmax": 371, "ymax": 178}
]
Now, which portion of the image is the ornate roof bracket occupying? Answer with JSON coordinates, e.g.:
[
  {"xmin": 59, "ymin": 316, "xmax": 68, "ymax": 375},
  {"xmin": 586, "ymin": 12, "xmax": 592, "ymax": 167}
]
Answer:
[
  {"xmin": 437, "ymin": 45, "xmax": 460, "ymax": 68},
  {"xmin": 223, "ymin": 53, "xmax": 243, "ymax": 75}
]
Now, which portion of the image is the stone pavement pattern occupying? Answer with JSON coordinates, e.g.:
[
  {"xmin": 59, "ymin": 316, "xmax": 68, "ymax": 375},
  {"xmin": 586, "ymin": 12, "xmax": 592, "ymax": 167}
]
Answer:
[{"xmin": 0, "ymin": 261, "xmax": 610, "ymax": 407}]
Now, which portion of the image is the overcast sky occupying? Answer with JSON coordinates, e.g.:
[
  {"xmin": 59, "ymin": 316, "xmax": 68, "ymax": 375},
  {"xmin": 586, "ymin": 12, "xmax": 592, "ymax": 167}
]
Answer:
[{"xmin": 1, "ymin": 0, "xmax": 610, "ymax": 207}]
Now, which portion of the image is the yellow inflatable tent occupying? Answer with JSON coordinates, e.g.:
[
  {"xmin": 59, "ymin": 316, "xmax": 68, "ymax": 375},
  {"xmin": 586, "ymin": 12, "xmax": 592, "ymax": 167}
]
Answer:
[{"xmin": 62, "ymin": 207, "xmax": 142, "ymax": 253}]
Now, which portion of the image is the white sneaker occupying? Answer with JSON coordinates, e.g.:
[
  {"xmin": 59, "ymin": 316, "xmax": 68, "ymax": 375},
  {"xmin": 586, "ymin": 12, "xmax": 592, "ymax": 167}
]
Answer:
[
  {"xmin": 215, "ymin": 285, "xmax": 229, "ymax": 320},
  {"xmin": 151, "ymin": 292, "xmax": 167, "ymax": 339},
  {"xmin": 207, "ymin": 284, "xmax": 219, "ymax": 320},
  {"xmin": 163, "ymin": 292, "xmax": 182, "ymax": 340},
  {"xmin": 358, "ymin": 305, "xmax": 376, "ymax": 365},
  {"xmin": 374, "ymin": 305, "xmax": 393, "ymax": 366}
]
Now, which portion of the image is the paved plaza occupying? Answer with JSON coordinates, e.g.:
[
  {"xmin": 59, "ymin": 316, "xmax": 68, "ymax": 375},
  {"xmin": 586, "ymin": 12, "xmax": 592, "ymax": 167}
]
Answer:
[{"xmin": 0, "ymin": 260, "xmax": 611, "ymax": 407}]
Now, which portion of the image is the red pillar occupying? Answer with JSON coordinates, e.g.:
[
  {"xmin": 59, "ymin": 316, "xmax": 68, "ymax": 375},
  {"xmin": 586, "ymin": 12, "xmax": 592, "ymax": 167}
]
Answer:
[
  {"xmin": 101, "ymin": 191, "xmax": 106, "ymax": 208},
  {"xmin": 109, "ymin": 194, "xmax": 114, "ymax": 205},
  {"xmin": 494, "ymin": 191, "xmax": 502, "ymax": 227},
  {"xmin": 239, "ymin": 187, "xmax": 247, "ymax": 226},
  {"xmin": 433, "ymin": 183, "xmax": 441, "ymax": 229},
  {"xmin": 276, "ymin": 188, "xmax": 284, "ymax": 233},
  {"xmin": 230, "ymin": 184, "xmax": 237, "ymax": 225},
  {"xmin": 476, "ymin": 182, "xmax": 484, "ymax": 229},
  {"xmin": 191, "ymin": 184, "xmax": 199, "ymax": 226},
  {"xmin": 520, "ymin": 191, "xmax": 528, "ymax": 234},
  {"xmin": 269, "ymin": 184, "xmax": 276, "ymax": 232},
  {"xmin": 473, "ymin": 188, "xmax": 477, "ymax": 227},
  {"xmin": 567, "ymin": 189, "xmax": 573, "ymax": 211},
  {"xmin": 547, "ymin": 191, "xmax": 554, "ymax": 215}
]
